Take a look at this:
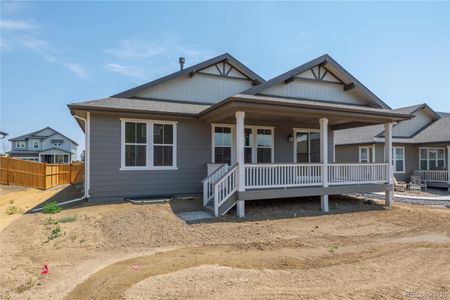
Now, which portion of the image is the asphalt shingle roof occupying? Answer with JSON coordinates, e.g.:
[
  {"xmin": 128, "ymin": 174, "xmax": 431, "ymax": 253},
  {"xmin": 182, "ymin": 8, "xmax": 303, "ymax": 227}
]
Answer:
[
  {"xmin": 68, "ymin": 97, "xmax": 211, "ymax": 115},
  {"xmin": 335, "ymin": 104, "xmax": 450, "ymax": 145}
]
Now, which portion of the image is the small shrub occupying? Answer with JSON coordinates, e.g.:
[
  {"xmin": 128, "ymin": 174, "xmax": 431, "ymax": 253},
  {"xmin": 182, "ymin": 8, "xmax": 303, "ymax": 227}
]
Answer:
[
  {"xmin": 5, "ymin": 205, "xmax": 23, "ymax": 215},
  {"xmin": 44, "ymin": 217, "xmax": 58, "ymax": 225},
  {"xmin": 42, "ymin": 201, "xmax": 62, "ymax": 214},
  {"xmin": 44, "ymin": 225, "xmax": 61, "ymax": 243},
  {"xmin": 58, "ymin": 216, "xmax": 76, "ymax": 223},
  {"xmin": 328, "ymin": 245, "xmax": 339, "ymax": 253}
]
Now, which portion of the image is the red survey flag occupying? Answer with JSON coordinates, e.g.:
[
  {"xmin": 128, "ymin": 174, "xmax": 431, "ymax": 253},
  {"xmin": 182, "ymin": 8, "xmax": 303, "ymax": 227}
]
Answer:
[{"xmin": 40, "ymin": 264, "xmax": 48, "ymax": 275}]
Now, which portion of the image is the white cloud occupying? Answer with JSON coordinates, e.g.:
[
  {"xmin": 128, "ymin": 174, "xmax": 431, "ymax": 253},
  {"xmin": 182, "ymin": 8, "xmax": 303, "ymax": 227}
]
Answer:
[
  {"xmin": 1, "ymin": 2, "xmax": 30, "ymax": 14},
  {"xmin": 0, "ymin": 19, "xmax": 36, "ymax": 31},
  {"xmin": 104, "ymin": 35, "xmax": 216, "ymax": 80},
  {"xmin": 64, "ymin": 63, "xmax": 88, "ymax": 80},
  {"xmin": 104, "ymin": 63, "xmax": 145, "ymax": 79},
  {"xmin": 19, "ymin": 35, "xmax": 57, "ymax": 62}
]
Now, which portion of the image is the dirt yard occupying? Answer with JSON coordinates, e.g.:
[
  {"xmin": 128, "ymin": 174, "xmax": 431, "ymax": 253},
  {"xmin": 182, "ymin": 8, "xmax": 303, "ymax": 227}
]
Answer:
[{"xmin": 0, "ymin": 188, "xmax": 449, "ymax": 299}]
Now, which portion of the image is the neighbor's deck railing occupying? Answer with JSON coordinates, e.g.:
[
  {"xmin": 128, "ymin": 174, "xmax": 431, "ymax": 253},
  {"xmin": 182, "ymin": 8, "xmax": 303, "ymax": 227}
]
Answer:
[
  {"xmin": 328, "ymin": 163, "xmax": 389, "ymax": 185},
  {"xmin": 413, "ymin": 170, "xmax": 448, "ymax": 183},
  {"xmin": 244, "ymin": 163, "xmax": 323, "ymax": 189}
]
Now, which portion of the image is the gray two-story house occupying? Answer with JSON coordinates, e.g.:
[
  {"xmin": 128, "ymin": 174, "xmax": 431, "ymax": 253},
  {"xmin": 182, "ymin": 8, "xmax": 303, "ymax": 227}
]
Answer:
[
  {"xmin": 69, "ymin": 53, "xmax": 412, "ymax": 217},
  {"xmin": 8, "ymin": 127, "xmax": 78, "ymax": 164}
]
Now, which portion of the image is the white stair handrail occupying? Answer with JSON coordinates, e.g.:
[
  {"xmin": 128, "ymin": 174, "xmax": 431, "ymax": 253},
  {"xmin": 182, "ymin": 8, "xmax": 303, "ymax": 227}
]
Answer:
[
  {"xmin": 213, "ymin": 164, "xmax": 238, "ymax": 216},
  {"xmin": 202, "ymin": 164, "xmax": 229, "ymax": 206}
]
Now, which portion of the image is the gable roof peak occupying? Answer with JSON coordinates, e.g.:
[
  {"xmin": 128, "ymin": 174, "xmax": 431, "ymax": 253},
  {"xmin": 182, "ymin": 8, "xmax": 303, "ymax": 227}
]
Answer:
[
  {"xmin": 112, "ymin": 53, "xmax": 264, "ymax": 99},
  {"xmin": 243, "ymin": 54, "xmax": 390, "ymax": 109}
]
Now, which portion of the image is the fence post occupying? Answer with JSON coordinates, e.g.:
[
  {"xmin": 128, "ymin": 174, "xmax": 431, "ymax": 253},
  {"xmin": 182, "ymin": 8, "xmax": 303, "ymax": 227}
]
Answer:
[
  {"xmin": 5, "ymin": 157, "xmax": 10, "ymax": 185},
  {"xmin": 43, "ymin": 163, "xmax": 48, "ymax": 189}
]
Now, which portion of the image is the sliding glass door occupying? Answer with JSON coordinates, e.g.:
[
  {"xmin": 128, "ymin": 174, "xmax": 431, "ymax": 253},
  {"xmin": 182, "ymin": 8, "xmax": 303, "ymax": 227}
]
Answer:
[{"xmin": 295, "ymin": 130, "xmax": 320, "ymax": 163}]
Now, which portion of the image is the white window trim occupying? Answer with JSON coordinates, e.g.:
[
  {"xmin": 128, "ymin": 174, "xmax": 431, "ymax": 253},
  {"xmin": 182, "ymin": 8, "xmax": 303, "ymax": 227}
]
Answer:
[
  {"xmin": 120, "ymin": 118, "xmax": 178, "ymax": 171},
  {"xmin": 419, "ymin": 147, "xmax": 446, "ymax": 170},
  {"xmin": 392, "ymin": 146, "xmax": 405, "ymax": 174},
  {"xmin": 16, "ymin": 141, "xmax": 26, "ymax": 149},
  {"xmin": 211, "ymin": 123, "xmax": 275, "ymax": 164},
  {"xmin": 358, "ymin": 145, "xmax": 376, "ymax": 163},
  {"xmin": 33, "ymin": 141, "xmax": 39, "ymax": 149},
  {"xmin": 293, "ymin": 128, "xmax": 320, "ymax": 163}
]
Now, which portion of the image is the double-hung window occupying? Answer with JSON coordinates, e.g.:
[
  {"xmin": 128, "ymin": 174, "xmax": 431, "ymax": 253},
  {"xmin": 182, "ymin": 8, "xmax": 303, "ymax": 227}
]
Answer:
[
  {"xmin": 392, "ymin": 147, "xmax": 405, "ymax": 173},
  {"xmin": 420, "ymin": 148, "xmax": 445, "ymax": 170},
  {"xmin": 16, "ymin": 141, "xmax": 26, "ymax": 149},
  {"xmin": 153, "ymin": 124, "xmax": 174, "ymax": 167},
  {"xmin": 212, "ymin": 125, "xmax": 274, "ymax": 164},
  {"xmin": 213, "ymin": 126, "xmax": 232, "ymax": 164},
  {"xmin": 33, "ymin": 141, "xmax": 39, "ymax": 149},
  {"xmin": 124, "ymin": 122, "xmax": 147, "ymax": 167},
  {"xmin": 256, "ymin": 129, "xmax": 273, "ymax": 163},
  {"xmin": 121, "ymin": 119, "xmax": 177, "ymax": 170}
]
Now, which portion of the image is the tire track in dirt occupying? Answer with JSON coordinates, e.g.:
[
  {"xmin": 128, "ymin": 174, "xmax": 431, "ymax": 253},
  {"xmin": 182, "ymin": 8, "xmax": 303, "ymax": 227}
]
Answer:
[{"xmin": 65, "ymin": 236, "xmax": 449, "ymax": 300}]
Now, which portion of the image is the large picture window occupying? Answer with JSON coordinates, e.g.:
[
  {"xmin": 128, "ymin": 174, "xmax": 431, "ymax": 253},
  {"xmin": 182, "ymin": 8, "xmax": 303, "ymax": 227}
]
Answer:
[
  {"xmin": 121, "ymin": 119, "xmax": 177, "ymax": 170},
  {"xmin": 294, "ymin": 129, "xmax": 320, "ymax": 163},
  {"xmin": 420, "ymin": 148, "xmax": 445, "ymax": 170}
]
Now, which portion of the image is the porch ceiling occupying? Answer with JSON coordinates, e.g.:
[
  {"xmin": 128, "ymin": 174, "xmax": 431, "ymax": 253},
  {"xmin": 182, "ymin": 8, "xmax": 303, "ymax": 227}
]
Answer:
[{"xmin": 199, "ymin": 94, "xmax": 413, "ymax": 130}]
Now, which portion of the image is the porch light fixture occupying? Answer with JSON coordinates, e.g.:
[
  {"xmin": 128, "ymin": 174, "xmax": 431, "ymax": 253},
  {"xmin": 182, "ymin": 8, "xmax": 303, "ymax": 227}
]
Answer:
[{"xmin": 287, "ymin": 134, "xmax": 294, "ymax": 143}]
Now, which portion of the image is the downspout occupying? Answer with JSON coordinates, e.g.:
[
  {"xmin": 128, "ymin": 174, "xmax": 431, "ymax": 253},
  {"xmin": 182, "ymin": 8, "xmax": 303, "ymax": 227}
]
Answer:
[
  {"xmin": 73, "ymin": 113, "xmax": 90, "ymax": 198},
  {"xmin": 32, "ymin": 112, "xmax": 90, "ymax": 212}
]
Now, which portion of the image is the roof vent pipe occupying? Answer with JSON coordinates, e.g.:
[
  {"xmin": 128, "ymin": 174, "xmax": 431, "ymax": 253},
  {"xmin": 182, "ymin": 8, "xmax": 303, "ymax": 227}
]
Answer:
[{"xmin": 179, "ymin": 57, "xmax": 185, "ymax": 70}]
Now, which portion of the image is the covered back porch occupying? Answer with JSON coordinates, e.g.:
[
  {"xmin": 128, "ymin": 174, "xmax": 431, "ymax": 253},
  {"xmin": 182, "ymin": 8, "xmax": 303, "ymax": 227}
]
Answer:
[{"xmin": 200, "ymin": 94, "xmax": 412, "ymax": 217}]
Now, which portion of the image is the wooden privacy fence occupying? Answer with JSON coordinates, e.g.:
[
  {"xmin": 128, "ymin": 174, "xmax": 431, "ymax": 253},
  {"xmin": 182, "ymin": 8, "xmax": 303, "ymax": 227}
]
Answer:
[{"xmin": 0, "ymin": 157, "xmax": 84, "ymax": 190}]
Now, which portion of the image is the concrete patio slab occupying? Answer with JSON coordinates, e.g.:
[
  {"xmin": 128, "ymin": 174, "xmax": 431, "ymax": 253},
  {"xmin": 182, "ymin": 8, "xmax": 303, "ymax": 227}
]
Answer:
[{"xmin": 177, "ymin": 211, "xmax": 214, "ymax": 221}]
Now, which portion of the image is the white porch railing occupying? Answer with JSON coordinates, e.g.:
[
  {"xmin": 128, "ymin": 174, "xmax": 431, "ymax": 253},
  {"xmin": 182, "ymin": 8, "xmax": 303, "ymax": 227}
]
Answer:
[
  {"xmin": 328, "ymin": 163, "xmax": 389, "ymax": 185},
  {"xmin": 244, "ymin": 163, "xmax": 323, "ymax": 189},
  {"xmin": 213, "ymin": 164, "xmax": 238, "ymax": 216},
  {"xmin": 202, "ymin": 164, "xmax": 228, "ymax": 206},
  {"xmin": 413, "ymin": 170, "xmax": 448, "ymax": 182}
]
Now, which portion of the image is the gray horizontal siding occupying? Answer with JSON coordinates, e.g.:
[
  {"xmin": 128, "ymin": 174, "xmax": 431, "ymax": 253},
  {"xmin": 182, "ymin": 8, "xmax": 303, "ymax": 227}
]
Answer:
[
  {"xmin": 89, "ymin": 113, "xmax": 210, "ymax": 199},
  {"xmin": 89, "ymin": 112, "xmax": 352, "ymax": 200}
]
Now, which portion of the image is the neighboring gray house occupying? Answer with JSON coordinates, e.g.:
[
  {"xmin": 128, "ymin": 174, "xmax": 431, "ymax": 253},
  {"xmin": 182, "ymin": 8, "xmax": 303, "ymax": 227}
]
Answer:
[
  {"xmin": 8, "ymin": 127, "xmax": 78, "ymax": 163},
  {"xmin": 335, "ymin": 104, "xmax": 450, "ymax": 188},
  {"xmin": 69, "ymin": 53, "xmax": 412, "ymax": 217}
]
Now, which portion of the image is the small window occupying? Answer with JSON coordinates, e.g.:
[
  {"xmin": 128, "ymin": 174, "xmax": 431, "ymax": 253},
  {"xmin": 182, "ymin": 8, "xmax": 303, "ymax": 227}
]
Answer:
[
  {"xmin": 53, "ymin": 142, "xmax": 62, "ymax": 147},
  {"xmin": 16, "ymin": 141, "xmax": 26, "ymax": 149},
  {"xmin": 33, "ymin": 141, "xmax": 39, "ymax": 149},
  {"xmin": 392, "ymin": 147, "xmax": 405, "ymax": 173},
  {"xmin": 124, "ymin": 122, "xmax": 147, "ymax": 167},
  {"xmin": 213, "ymin": 126, "xmax": 232, "ymax": 164}
]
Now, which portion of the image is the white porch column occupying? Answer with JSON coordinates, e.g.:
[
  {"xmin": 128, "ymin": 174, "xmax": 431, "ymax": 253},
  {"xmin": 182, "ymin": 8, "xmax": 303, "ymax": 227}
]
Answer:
[
  {"xmin": 320, "ymin": 118, "xmax": 329, "ymax": 212},
  {"xmin": 236, "ymin": 111, "xmax": 245, "ymax": 218},
  {"xmin": 384, "ymin": 123, "xmax": 393, "ymax": 206},
  {"xmin": 447, "ymin": 146, "xmax": 450, "ymax": 192}
]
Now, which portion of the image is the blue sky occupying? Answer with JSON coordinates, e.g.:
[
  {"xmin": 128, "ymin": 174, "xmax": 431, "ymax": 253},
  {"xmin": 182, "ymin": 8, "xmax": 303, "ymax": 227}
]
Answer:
[{"xmin": 1, "ymin": 1, "xmax": 449, "ymax": 156}]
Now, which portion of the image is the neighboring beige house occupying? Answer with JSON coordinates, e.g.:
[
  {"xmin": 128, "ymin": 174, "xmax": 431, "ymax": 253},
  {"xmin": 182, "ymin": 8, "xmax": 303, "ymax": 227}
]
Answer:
[
  {"xmin": 69, "ymin": 53, "xmax": 412, "ymax": 217},
  {"xmin": 335, "ymin": 104, "xmax": 450, "ymax": 189}
]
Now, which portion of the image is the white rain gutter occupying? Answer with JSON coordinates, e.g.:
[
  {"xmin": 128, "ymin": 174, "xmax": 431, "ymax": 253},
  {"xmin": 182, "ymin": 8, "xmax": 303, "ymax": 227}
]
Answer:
[{"xmin": 32, "ymin": 112, "xmax": 90, "ymax": 213}]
